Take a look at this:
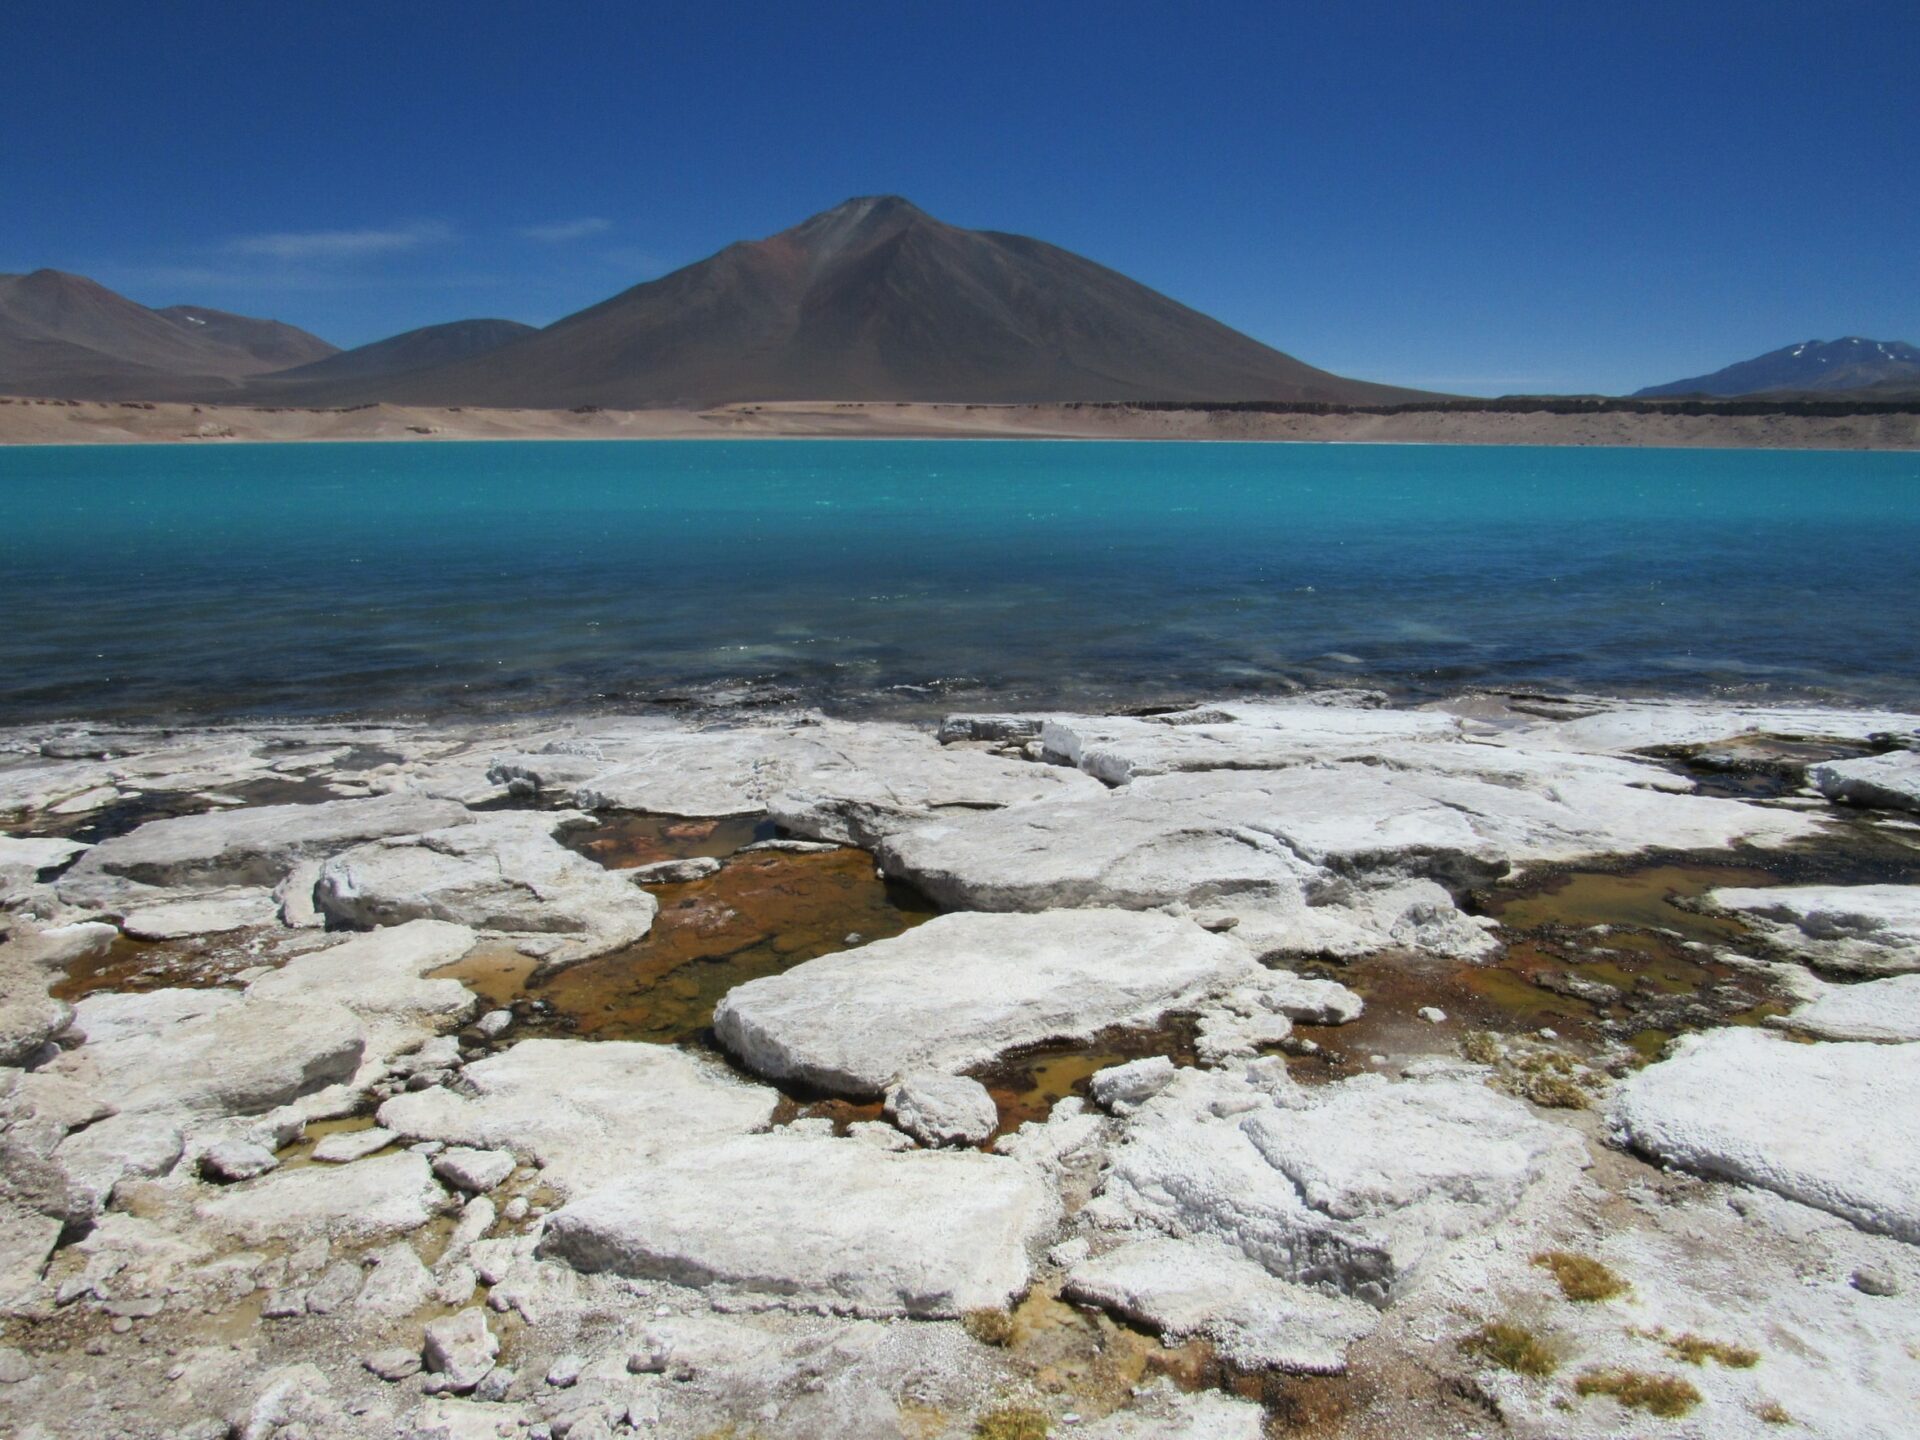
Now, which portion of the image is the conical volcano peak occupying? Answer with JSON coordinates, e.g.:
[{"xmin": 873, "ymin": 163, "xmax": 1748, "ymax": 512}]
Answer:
[{"xmin": 780, "ymin": 195, "xmax": 938, "ymax": 260}]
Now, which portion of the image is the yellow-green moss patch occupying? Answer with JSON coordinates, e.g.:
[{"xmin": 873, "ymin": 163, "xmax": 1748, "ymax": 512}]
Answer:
[
  {"xmin": 1461, "ymin": 1321, "xmax": 1559, "ymax": 1378},
  {"xmin": 975, "ymin": 1406, "xmax": 1051, "ymax": 1440},
  {"xmin": 1533, "ymin": 1250, "xmax": 1630, "ymax": 1302}
]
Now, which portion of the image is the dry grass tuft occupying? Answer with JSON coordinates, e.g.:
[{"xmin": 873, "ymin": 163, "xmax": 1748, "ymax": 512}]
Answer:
[
  {"xmin": 1461, "ymin": 1321, "xmax": 1559, "ymax": 1378},
  {"xmin": 1667, "ymin": 1332, "xmax": 1759, "ymax": 1368},
  {"xmin": 1533, "ymin": 1250, "xmax": 1630, "ymax": 1302},
  {"xmin": 1755, "ymin": 1399, "xmax": 1794, "ymax": 1425},
  {"xmin": 1575, "ymin": 1368, "xmax": 1703, "ymax": 1417},
  {"xmin": 1461, "ymin": 1030, "xmax": 1502, "ymax": 1066},
  {"xmin": 962, "ymin": 1308, "xmax": 1015, "ymax": 1346}
]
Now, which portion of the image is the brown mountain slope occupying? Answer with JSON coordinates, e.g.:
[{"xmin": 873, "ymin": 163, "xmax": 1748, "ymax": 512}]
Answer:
[
  {"xmin": 0, "ymin": 270, "xmax": 336, "ymax": 400},
  {"xmin": 239, "ymin": 318, "xmax": 538, "ymax": 406},
  {"xmin": 361, "ymin": 197, "xmax": 1427, "ymax": 408}
]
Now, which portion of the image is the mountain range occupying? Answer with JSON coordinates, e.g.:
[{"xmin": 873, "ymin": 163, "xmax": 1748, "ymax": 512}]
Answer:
[
  {"xmin": 1, "ymin": 198, "xmax": 1420, "ymax": 408},
  {"xmin": 0, "ymin": 269, "xmax": 336, "ymax": 401},
  {"xmin": 1634, "ymin": 337, "xmax": 1920, "ymax": 398},
  {"xmin": 5, "ymin": 201, "xmax": 1914, "ymax": 408}
]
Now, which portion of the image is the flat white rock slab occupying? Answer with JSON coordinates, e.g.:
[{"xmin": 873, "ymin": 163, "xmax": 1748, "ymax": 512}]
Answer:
[
  {"xmin": 1064, "ymin": 1235, "xmax": 1377, "ymax": 1373},
  {"xmin": 196, "ymin": 1150, "xmax": 447, "ymax": 1244},
  {"xmin": 377, "ymin": 1038, "xmax": 777, "ymax": 1196},
  {"xmin": 61, "ymin": 793, "xmax": 471, "ymax": 888},
  {"xmin": 713, "ymin": 909, "xmax": 1253, "ymax": 1094},
  {"xmin": 1781, "ymin": 974, "xmax": 1920, "ymax": 1042},
  {"xmin": 1710, "ymin": 884, "xmax": 1920, "ymax": 975},
  {"xmin": 537, "ymin": 1132, "xmax": 1056, "ymax": 1317},
  {"xmin": 120, "ymin": 887, "xmax": 281, "ymax": 939},
  {"xmin": 314, "ymin": 811, "xmax": 656, "ymax": 965},
  {"xmin": 49, "ymin": 988, "xmax": 364, "ymax": 1119},
  {"xmin": 1812, "ymin": 751, "xmax": 1920, "ymax": 813},
  {"xmin": 1612, "ymin": 1027, "xmax": 1920, "ymax": 1242},
  {"xmin": 1085, "ymin": 1064, "xmax": 1583, "ymax": 1306}
]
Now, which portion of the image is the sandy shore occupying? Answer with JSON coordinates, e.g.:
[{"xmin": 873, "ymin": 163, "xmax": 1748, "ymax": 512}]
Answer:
[{"xmin": 3, "ymin": 394, "xmax": 1917, "ymax": 448}]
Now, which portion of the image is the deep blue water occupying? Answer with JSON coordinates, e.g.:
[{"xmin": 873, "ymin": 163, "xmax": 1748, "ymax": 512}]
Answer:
[{"xmin": 2, "ymin": 439, "xmax": 1917, "ymax": 722}]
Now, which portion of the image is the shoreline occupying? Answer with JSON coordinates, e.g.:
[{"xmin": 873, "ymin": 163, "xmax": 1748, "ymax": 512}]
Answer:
[
  {"xmin": 4, "ymin": 394, "xmax": 1919, "ymax": 449},
  {"xmin": 2, "ymin": 690, "xmax": 1918, "ymax": 1436}
]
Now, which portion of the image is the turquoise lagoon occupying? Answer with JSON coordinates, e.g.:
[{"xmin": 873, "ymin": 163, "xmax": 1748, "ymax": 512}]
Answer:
[{"xmin": 1, "ymin": 439, "xmax": 1916, "ymax": 721}]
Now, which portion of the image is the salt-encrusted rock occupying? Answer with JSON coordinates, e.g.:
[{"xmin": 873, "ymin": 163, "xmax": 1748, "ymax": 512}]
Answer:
[
  {"xmin": 49, "ymin": 988, "xmax": 365, "ymax": 1118},
  {"xmin": 433, "ymin": 1146, "xmax": 515, "ymax": 1193},
  {"xmin": 492, "ymin": 718, "xmax": 1102, "ymax": 839},
  {"xmin": 422, "ymin": 1308, "xmax": 498, "ymax": 1393},
  {"xmin": 1612, "ymin": 1027, "xmax": 1920, "ymax": 1242},
  {"xmin": 304, "ymin": 1258, "xmax": 364, "ymax": 1314},
  {"xmin": 200, "ymin": 1140, "xmax": 279, "ymax": 1183},
  {"xmin": 1064, "ymin": 1235, "xmax": 1377, "ymax": 1373},
  {"xmin": 313, "ymin": 1127, "xmax": 396, "ymax": 1163},
  {"xmin": 275, "ymin": 858, "xmax": 327, "ymax": 927},
  {"xmin": 48, "ymin": 1113, "xmax": 184, "ymax": 1214},
  {"xmin": 624, "ymin": 856, "xmax": 721, "ymax": 885},
  {"xmin": 378, "ymin": 1039, "xmax": 777, "ymax": 1196},
  {"xmin": 357, "ymin": 1242, "xmax": 434, "ymax": 1317},
  {"xmin": 1039, "ymin": 701, "xmax": 1463, "ymax": 784},
  {"xmin": 885, "ymin": 760, "xmax": 1811, "ymax": 909},
  {"xmin": 937, "ymin": 714, "xmax": 1044, "ymax": 745},
  {"xmin": 1076, "ymin": 1379, "xmax": 1267, "ymax": 1440},
  {"xmin": 883, "ymin": 1073, "xmax": 998, "ymax": 1147},
  {"xmin": 0, "ymin": 835, "xmax": 88, "ymax": 908},
  {"xmin": 1089, "ymin": 1057, "xmax": 1177, "ymax": 1115},
  {"xmin": 713, "ymin": 910, "xmax": 1253, "ymax": 1095},
  {"xmin": 0, "ymin": 981, "xmax": 72, "ymax": 1070},
  {"xmin": 196, "ymin": 1150, "xmax": 448, "ymax": 1244},
  {"xmin": 1780, "ymin": 974, "xmax": 1920, "ymax": 1042},
  {"xmin": 1811, "ymin": 750, "xmax": 1920, "ymax": 812},
  {"xmin": 1496, "ymin": 698, "xmax": 1920, "ymax": 756},
  {"xmin": 120, "ymin": 887, "xmax": 280, "ymax": 939},
  {"xmin": 0, "ymin": 833, "xmax": 89, "ymax": 875},
  {"xmin": 762, "ymin": 729, "xmax": 1106, "ymax": 847},
  {"xmin": 537, "ymin": 1132, "xmax": 1056, "ymax": 1317},
  {"xmin": 1085, "ymin": 1065, "xmax": 1582, "ymax": 1306},
  {"xmin": 365, "ymin": 1347, "xmax": 422, "ymax": 1381},
  {"xmin": 62, "ymin": 792, "xmax": 470, "ymax": 889},
  {"xmin": 473, "ymin": 1008, "xmax": 513, "ymax": 1039},
  {"xmin": 2, "ymin": 920, "xmax": 117, "ymax": 972},
  {"xmin": 1709, "ymin": 885, "xmax": 1920, "ymax": 975},
  {"xmin": 245, "ymin": 919, "xmax": 480, "ymax": 1065},
  {"xmin": 1195, "ymin": 969, "xmax": 1366, "ymax": 1063},
  {"xmin": 314, "ymin": 812, "xmax": 656, "ymax": 965}
]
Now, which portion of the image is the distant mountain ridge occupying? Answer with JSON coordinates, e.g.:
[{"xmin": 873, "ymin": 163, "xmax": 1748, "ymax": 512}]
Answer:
[
  {"xmin": 1635, "ymin": 337, "xmax": 1920, "ymax": 398},
  {"xmin": 0, "ymin": 270, "xmax": 336, "ymax": 400},
  {"xmin": 348, "ymin": 196, "xmax": 1425, "ymax": 408},
  {"xmin": 243, "ymin": 318, "xmax": 536, "ymax": 404}
]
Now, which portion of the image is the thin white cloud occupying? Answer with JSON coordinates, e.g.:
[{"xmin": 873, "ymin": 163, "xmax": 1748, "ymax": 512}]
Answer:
[
  {"xmin": 225, "ymin": 221, "xmax": 453, "ymax": 261},
  {"xmin": 520, "ymin": 217, "xmax": 612, "ymax": 243}
]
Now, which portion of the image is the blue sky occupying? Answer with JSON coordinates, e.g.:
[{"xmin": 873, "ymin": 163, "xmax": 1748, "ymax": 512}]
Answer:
[{"xmin": 6, "ymin": 1, "xmax": 1916, "ymax": 395}]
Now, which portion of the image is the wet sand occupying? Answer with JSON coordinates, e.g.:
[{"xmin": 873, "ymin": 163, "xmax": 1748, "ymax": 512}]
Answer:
[{"xmin": 3, "ymin": 393, "xmax": 1917, "ymax": 448}]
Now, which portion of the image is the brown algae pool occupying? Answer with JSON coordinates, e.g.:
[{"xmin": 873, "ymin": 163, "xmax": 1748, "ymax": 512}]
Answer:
[{"xmin": 436, "ymin": 843, "xmax": 936, "ymax": 1044}]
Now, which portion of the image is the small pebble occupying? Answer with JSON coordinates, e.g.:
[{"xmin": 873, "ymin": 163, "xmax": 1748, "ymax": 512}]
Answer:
[
  {"xmin": 1417, "ymin": 1006, "xmax": 1447, "ymax": 1023},
  {"xmin": 546, "ymin": 1354, "xmax": 583, "ymax": 1388}
]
